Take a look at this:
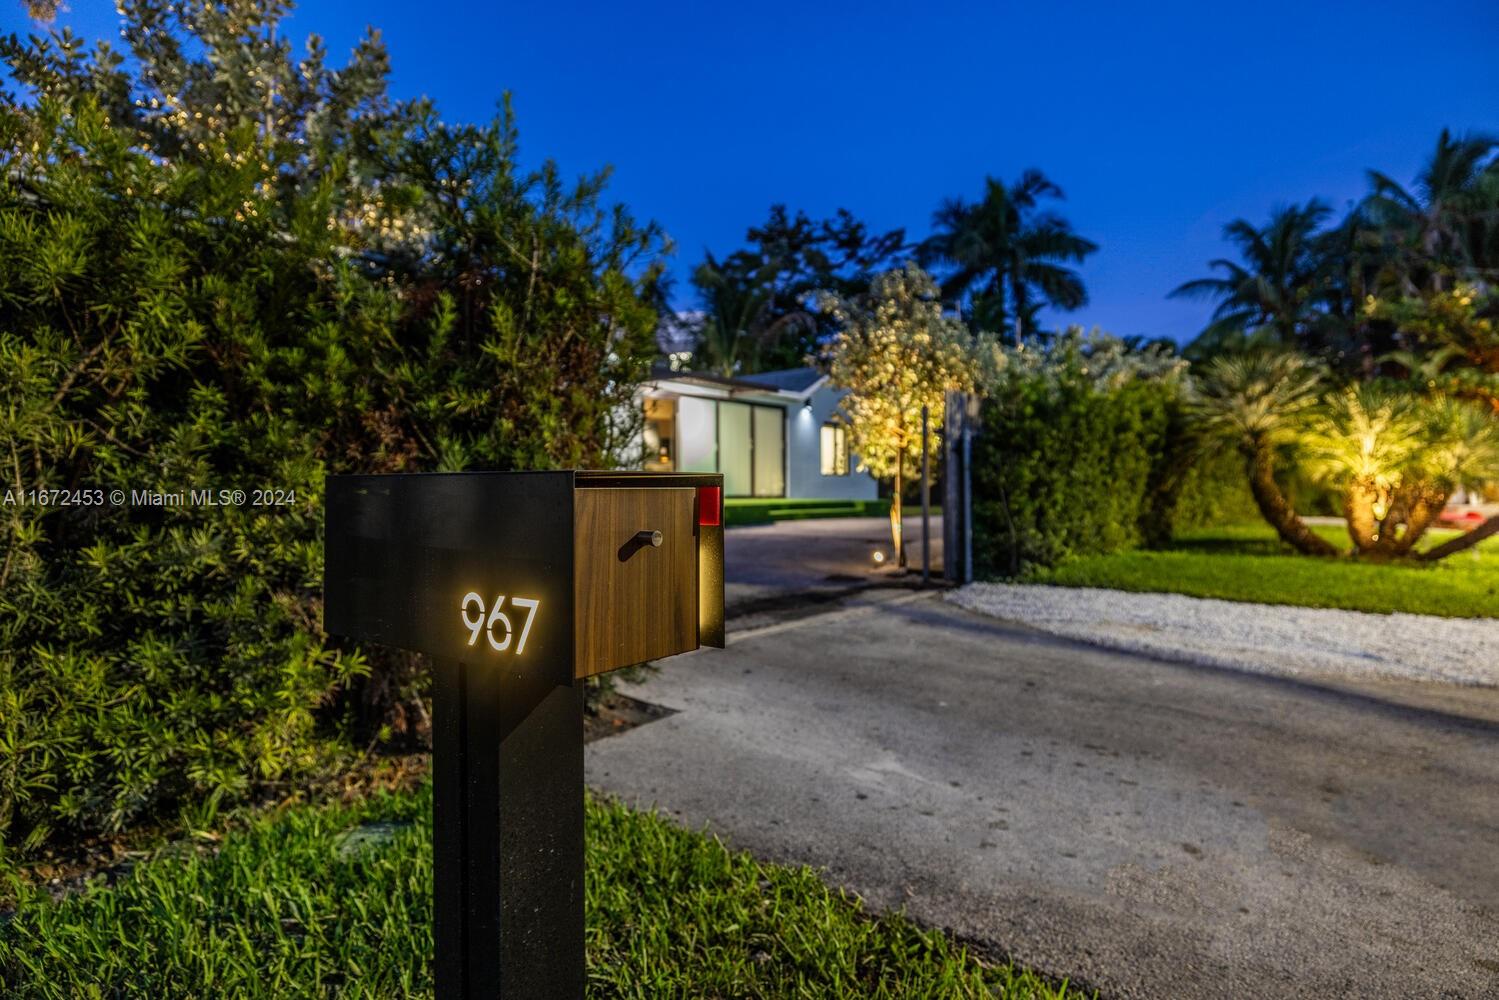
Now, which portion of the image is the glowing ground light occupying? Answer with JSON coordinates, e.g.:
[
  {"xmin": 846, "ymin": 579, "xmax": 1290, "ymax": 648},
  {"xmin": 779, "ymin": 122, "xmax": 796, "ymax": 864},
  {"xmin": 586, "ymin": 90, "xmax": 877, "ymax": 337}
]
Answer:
[{"xmin": 872, "ymin": 550, "xmax": 886, "ymax": 565}]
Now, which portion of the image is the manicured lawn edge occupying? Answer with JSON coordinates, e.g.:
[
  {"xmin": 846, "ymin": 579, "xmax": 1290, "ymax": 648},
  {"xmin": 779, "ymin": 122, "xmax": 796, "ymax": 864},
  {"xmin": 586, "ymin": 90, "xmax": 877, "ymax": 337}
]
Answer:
[
  {"xmin": 724, "ymin": 498, "xmax": 944, "ymax": 526},
  {"xmin": 725, "ymin": 497, "xmax": 893, "ymax": 526},
  {"xmin": 1020, "ymin": 523, "xmax": 1499, "ymax": 619},
  {"xmin": 1, "ymin": 780, "xmax": 1091, "ymax": 999}
]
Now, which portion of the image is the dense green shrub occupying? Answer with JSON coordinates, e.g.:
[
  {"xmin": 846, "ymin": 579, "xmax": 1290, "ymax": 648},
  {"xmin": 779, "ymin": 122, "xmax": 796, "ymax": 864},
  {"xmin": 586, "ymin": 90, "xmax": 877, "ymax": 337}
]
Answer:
[
  {"xmin": 969, "ymin": 334, "xmax": 1328, "ymax": 575},
  {"xmin": 0, "ymin": 99, "xmax": 360, "ymax": 858},
  {"xmin": 1156, "ymin": 445, "xmax": 1261, "ymax": 533},
  {"xmin": 0, "ymin": 5, "xmax": 665, "ymax": 862},
  {"xmin": 971, "ymin": 334, "xmax": 1182, "ymax": 576}
]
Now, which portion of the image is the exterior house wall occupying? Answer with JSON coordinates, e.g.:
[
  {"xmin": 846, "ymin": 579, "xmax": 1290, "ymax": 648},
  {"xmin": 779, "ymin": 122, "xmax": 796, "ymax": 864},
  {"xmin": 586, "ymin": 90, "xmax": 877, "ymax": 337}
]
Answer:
[
  {"xmin": 787, "ymin": 384, "xmax": 877, "ymax": 501},
  {"xmin": 637, "ymin": 373, "xmax": 877, "ymax": 502}
]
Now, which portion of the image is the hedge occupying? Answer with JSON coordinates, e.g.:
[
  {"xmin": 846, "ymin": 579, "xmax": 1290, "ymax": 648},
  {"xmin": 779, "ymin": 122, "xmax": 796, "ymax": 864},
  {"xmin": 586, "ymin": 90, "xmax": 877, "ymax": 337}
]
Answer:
[
  {"xmin": 0, "ymin": 90, "xmax": 662, "ymax": 862},
  {"xmin": 969, "ymin": 335, "xmax": 1254, "ymax": 577}
]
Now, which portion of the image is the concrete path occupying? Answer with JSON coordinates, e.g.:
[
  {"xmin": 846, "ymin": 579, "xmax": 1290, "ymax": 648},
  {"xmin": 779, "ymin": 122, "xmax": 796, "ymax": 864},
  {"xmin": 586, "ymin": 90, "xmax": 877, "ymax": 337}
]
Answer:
[{"xmin": 586, "ymin": 592, "xmax": 1499, "ymax": 1000}]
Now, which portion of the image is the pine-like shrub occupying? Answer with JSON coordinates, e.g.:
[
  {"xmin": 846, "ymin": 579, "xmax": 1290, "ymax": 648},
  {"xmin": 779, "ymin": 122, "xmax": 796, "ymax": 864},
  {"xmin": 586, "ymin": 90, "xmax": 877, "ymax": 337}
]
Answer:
[{"xmin": 0, "ymin": 5, "xmax": 665, "ymax": 860}]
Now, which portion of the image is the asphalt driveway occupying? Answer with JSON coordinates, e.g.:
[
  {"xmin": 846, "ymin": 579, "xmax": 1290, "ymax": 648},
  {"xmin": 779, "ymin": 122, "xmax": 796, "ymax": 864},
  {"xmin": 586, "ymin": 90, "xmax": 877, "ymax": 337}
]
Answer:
[
  {"xmin": 586, "ymin": 592, "xmax": 1499, "ymax": 999},
  {"xmin": 724, "ymin": 513, "xmax": 943, "ymax": 614}
]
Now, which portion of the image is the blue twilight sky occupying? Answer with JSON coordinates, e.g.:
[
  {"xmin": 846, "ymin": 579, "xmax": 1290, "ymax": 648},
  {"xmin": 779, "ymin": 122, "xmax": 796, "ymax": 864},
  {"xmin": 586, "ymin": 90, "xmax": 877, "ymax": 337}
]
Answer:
[{"xmin": 10, "ymin": 0, "xmax": 1498, "ymax": 343}]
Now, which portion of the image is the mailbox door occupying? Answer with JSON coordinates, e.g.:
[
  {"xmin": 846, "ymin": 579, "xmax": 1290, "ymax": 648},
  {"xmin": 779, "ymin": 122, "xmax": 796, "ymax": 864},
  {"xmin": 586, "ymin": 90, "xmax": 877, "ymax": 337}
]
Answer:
[{"xmin": 573, "ymin": 487, "xmax": 698, "ymax": 678}]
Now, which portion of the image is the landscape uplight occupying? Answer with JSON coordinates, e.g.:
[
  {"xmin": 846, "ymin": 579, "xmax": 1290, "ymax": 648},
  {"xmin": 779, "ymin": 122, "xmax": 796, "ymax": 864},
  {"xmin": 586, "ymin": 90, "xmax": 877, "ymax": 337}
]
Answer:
[{"xmin": 872, "ymin": 549, "xmax": 886, "ymax": 565}]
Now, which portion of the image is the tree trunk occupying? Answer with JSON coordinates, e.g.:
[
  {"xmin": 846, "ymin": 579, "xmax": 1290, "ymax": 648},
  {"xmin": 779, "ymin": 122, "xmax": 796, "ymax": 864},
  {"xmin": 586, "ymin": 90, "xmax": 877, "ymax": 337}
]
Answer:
[
  {"xmin": 1372, "ymin": 490, "xmax": 1408, "ymax": 558},
  {"xmin": 1011, "ymin": 273, "xmax": 1025, "ymax": 350},
  {"xmin": 1419, "ymin": 513, "xmax": 1499, "ymax": 562},
  {"xmin": 890, "ymin": 448, "xmax": 906, "ymax": 569},
  {"xmin": 1344, "ymin": 479, "xmax": 1380, "ymax": 554},
  {"xmin": 1245, "ymin": 445, "xmax": 1340, "ymax": 556},
  {"xmin": 1389, "ymin": 485, "xmax": 1449, "ymax": 557}
]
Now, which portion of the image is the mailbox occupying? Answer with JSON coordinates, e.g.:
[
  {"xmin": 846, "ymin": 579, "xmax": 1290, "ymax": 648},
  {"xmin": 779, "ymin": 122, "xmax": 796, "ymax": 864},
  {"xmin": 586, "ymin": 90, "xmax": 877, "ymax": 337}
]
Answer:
[
  {"xmin": 325, "ymin": 470, "xmax": 725, "ymax": 678},
  {"xmin": 324, "ymin": 470, "xmax": 724, "ymax": 1000},
  {"xmin": 572, "ymin": 472, "xmax": 725, "ymax": 676}
]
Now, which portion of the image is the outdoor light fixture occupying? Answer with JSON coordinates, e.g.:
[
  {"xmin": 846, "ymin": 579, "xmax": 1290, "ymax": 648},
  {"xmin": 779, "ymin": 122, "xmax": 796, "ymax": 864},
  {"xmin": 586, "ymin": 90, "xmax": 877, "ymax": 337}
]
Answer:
[
  {"xmin": 803, "ymin": 400, "xmax": 813, "ymax": 412},
  {"xmin": 872, "ymin": 549, "xmax": 886, "ymax": 565}
]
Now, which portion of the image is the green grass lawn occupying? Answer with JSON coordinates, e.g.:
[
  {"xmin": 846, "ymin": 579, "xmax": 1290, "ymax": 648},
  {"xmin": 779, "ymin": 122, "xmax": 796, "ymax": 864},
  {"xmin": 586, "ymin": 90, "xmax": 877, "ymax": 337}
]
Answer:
[
  {"xmin": 723, "ymin": 498, "xmax": 944, "ymax": 526},
  {"xmin": 724, "ymin": 497, "xmax": 894, "ymax": 526},
  {"xmin": 1024, "ymin": 523, "xmax": 1499, "ymax": 618},
  {"xmin": 0, "ymin": 780, "xmax": 1087, "ymax": 999}
]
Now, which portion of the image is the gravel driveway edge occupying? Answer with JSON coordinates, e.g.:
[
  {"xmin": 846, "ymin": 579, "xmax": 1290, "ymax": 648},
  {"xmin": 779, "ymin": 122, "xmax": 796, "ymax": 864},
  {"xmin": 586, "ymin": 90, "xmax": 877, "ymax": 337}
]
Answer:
[{"xmin": 946, "ymin": 583, "xmax": 1499, "ymax": 687}]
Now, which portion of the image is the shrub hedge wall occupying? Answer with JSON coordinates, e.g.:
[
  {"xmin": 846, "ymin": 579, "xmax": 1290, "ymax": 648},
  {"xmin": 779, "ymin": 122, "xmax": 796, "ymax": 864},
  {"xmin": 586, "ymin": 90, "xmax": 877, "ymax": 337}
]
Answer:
[
  {"xmin": 970, "ymin": 336, "xmax": 1255, "ymax": 577},
  {"xmin": 0, "ymin": 92, "xmax": 663, "ymax": 861},
  {"xmin": 973, "ymin": 366, "xmax": 1170, "ymax": 575}
]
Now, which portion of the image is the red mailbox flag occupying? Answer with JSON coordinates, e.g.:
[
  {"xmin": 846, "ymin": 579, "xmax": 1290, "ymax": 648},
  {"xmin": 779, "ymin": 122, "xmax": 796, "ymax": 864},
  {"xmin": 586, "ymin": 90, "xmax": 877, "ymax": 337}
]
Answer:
[{"xmin": 697, "ymin": 486, "xmax": 722, "ymax": 527}]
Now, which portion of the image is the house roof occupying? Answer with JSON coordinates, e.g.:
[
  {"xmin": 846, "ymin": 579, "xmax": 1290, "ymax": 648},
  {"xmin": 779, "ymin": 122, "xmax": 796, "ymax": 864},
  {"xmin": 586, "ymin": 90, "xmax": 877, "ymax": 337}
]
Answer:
[
  {"xmin": 738, "ymin": 367, "xmax": 825, "ymax": 394},
  {"xmin": 647, "ymin": 364, "xmax": 776, "ymax": 392},
  {"xmin": 646, "ymin": 364, "xmax": 830, "ymax": 399}
]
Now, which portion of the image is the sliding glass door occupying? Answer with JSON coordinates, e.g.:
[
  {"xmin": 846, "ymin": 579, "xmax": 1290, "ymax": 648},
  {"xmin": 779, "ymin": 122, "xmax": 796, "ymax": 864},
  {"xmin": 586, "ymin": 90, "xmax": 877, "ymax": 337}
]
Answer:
[
  {"xmin": 665, "ymin": 396, "xmax": 785, "ymax": 497},
  {"xmin": 718, "ymin": 402, "xmax": 753, "ymax": 497},
  {"xmin": 752, "ymin": 406, "xmax": 784, "ymax": 497}
]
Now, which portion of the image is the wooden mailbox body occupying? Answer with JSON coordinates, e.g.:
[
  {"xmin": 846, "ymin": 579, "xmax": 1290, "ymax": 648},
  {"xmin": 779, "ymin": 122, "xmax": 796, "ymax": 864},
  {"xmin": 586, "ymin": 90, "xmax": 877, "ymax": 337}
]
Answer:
[{"xmin": 324, "ymin": 470, "xmax": 724, "ymax": 999}]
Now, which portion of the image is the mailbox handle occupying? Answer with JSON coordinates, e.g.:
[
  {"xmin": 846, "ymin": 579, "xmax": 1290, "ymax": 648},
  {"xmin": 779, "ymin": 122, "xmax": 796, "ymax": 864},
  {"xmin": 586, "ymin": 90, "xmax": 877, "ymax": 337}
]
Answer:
[{"xmin": 635, "ymin": 529, "xmax": 663, "ymax": 548}]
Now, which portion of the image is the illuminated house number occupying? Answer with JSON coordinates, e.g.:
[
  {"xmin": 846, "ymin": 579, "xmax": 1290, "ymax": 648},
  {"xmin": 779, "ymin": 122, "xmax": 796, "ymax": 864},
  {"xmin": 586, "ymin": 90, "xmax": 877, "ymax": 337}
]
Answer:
[{"xmin": 461, "ymin": 593, "xmax": 540, "ymax": 653}]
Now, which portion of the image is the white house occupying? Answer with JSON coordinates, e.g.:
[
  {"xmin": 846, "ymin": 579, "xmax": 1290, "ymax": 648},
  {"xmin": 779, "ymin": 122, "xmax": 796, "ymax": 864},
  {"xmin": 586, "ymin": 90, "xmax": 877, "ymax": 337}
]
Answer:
[{"xmin": 636, "ymin": 366, "xmax": 878, "ymax": 501}]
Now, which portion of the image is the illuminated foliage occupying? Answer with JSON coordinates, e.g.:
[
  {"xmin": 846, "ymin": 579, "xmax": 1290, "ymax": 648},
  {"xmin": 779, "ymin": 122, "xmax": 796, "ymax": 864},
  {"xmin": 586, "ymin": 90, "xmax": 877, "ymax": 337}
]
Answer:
[{"xmin": 819, "ymin": 264, "xmax": 991, "ymax": 567}]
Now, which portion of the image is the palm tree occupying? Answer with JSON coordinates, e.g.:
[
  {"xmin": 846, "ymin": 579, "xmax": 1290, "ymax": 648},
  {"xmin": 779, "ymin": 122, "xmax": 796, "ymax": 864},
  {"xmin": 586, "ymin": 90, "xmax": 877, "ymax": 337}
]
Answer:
[
  {"xmin": 1408, "ymin": 398, "xmax": 1499, "ymax": 557},
  {"xmin": 918, "ymin": 170, "xmax": 1097, "ymax": 347},
  {"xmin": 689, "ymin": 253, "xmax": 812, "ymax": 377},
  {"xmin": 690, "ymin": 254, "xmax": 769, "ymax": 376},
  {"xmin": 1189, "ymin": 352, "xmax": 1340, "ymax": 556},
  {"xmin": 1299, "ymin": 386, "xmax": 1425, "ymax": 554},
  {"xmin": 1363, "ymin": 129, "xmax": 1499, "ymax": 294},
  {"xmin": 1171, "ymin": 201, "xmax": 1334, "ymax": 357}
]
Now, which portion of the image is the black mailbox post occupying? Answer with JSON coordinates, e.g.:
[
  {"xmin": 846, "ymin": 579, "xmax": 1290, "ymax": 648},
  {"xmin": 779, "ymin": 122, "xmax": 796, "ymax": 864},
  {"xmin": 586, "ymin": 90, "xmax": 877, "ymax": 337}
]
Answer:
[{"xmin": 324, "ymin": 470, "xmax": 724, "ymax": 999}]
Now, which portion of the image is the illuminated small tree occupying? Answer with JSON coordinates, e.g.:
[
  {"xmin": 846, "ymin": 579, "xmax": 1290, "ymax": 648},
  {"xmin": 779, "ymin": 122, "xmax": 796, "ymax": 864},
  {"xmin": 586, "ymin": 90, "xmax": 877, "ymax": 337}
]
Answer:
[
  {"xmin": 1370, "ymin": 284, "xmax": 1499, "ymax": 558},
  {"xmin": 821, "ymin": 264, "xmax": 989, "ymax": 568}
]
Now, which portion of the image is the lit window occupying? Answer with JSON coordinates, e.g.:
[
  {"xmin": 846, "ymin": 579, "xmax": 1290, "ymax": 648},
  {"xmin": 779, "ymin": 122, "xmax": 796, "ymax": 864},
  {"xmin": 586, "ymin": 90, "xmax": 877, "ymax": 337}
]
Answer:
[{"xmin": 820, "ymin": 423, "xmax": 849, "ymax": 476}]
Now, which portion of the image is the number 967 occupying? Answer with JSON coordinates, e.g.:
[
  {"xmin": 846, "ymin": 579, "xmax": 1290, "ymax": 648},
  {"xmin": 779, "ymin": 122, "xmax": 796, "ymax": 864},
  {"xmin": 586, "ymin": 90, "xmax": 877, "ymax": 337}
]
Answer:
[{"xmin": 461, "ymin": 593, "xmax": 540, "ymax": 653}]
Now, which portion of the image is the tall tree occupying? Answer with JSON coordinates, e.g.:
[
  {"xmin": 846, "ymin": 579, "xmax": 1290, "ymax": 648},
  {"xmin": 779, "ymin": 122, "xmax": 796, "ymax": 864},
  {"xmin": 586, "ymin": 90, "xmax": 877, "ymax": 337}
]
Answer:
[
  {"xmin": 819, "ymin": 264, "xmax": 989, "ymax": 569},
  {"xmin": 1171, "ymin": 200, "xmax": 1336, "ymax": 357},
  {"xmin": 1311, "ymin": 205, "xmax": 1402, "ymax": 373},
  {"xmin": 689, "ymin": 206, "xmax": 904, "ymax": 375},
  {"xmin": 689, "ymin": 252, "xmax": 781, "ymax": 377},
  {"xmin": 1363, "ymin": 129, "xmax": 1499, "ymax": 295},
  {"xmin": 918, "ymin": 170, "xmax": 1097, "ymax": 347}
]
